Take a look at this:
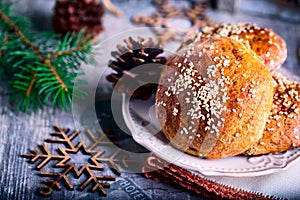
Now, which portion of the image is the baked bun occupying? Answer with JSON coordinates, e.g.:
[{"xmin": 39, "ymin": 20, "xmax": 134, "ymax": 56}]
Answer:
[
  {"xmin": 183, "ymin": 23, "xmax": 287, "ymax": 71},
  {"xmin": 245, "ymin": 73, "xmax": 300, "ymax": 155},
  {"xmin": 156, "ymin": 36, "xmax": 274, "ymax": 159}
]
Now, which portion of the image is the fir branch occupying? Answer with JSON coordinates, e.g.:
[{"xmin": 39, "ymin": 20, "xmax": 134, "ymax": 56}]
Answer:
[
  {"xmin": 9, "ymin": 65, "xmax": 43, "ymax": 112},
  {"xmin": 44, "ymin": 59, "xmax": 67, "ymax": 91},
  {"xmin": 47, "ymin": 46, "xmax": 87, "ymax": 59},
  {"xmin": 0, "ymin": 1, "xmax": 94, "ymax": 113},
  {"xmin": 0, "ymin": 34, "xmax": 9, "ymax": 56},
  {"xmin": 0, "ymin": 10, "xmax": 68, "ymax": 91},
  {"xmin": 26, "ymin": 71, "xmax": 37, "ymax": 96},
  {"xmin": 0, "ymin": 10, "xmax": 44, "ymax": 59}
]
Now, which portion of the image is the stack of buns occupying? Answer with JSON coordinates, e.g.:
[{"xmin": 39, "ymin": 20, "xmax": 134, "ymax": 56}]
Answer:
[{"xmin": 156, "ymin": 23, "xmax": 300, "ymax": 159}]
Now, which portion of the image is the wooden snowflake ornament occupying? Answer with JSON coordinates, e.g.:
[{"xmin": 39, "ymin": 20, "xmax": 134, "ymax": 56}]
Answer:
[
  {"xmin": 86, "ymin": 129, "xmax": 136, "ymax": 175},
  {"xmin": 22, "ymin": 126, "xmax": 117, "ymax": 196},
  {"xmin": 132, "ymin": 0, "xmax": 213, "ymax": 45}
]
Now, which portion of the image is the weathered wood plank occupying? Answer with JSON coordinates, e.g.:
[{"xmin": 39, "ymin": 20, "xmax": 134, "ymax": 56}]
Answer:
[{"xmin": 0, "ymin": 0, "xmax": 300, "ymax": 199}]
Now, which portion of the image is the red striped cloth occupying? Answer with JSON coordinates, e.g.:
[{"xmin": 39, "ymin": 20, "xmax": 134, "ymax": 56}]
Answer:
[{"xmin": 142, "ymin": 155, "xmax": 277, "ymax": 200}]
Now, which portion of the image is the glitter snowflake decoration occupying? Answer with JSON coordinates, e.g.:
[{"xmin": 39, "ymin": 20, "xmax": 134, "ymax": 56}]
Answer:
[{"xmin": 22, "ymin": 126, "xmax": 123, "ymax": 196}]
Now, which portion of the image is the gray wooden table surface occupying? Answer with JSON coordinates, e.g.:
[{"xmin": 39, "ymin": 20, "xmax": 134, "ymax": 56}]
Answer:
[{"xmin": 0, "ymin": 0, "xmax": 300, "ymax": 200}]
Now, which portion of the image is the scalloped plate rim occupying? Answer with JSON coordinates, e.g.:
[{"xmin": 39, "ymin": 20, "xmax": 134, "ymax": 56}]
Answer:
[{"xmin": 122, "ymin": 93, "xmax": 300, "ymax": 177}]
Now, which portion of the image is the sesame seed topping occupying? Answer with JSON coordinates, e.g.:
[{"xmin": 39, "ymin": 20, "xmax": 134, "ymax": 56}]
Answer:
[
  {"xmin": 291, "ymin": 104, "xmax": 297, "ymax": 109},
  {"xmin": 206, "ymin": 65, "xmax": 218, "ymax": 77},
  {"xmin": 160, "ymin": 36, "xmax": 241, "ymax": 140},
  {"xmin": 277, "ymin": 123, "xmax": 281, "ymax": 127},
  {"xmin": 189, "ymin": 62, "xmax": 194, "ymax": 68},
  {"xmin": 183, "ymin": 127, "xmax": 188, "ymax": 134},
  {"xmin": 173, "ymin": 107, "xmax": 178, "ymax": 116},
  {"xmin": 273, "ymin": 115, "xmax": 280, "ymax": 120},
  {"xmin": 213, "ymin": 56, "xmax": 220, "ymax": 62},
  {"xmin": 165, "ymin": 91, "xmax": 171, "ymax": 97},
  {"xmin": 224, "ymin": 60, "xmax": 230, "ymax": 64}
]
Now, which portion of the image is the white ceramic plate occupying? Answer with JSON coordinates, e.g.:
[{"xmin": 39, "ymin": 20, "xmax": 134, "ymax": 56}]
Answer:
[{"xmin": 122, "ymin": 93, "xmax": 300, "ymax": 177}]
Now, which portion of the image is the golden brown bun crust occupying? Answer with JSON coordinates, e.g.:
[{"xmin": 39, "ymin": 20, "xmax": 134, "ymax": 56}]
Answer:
[
  {"xmin": 245, "ymin": 73, "xmax": 300, "ymax": 155},
  {"xmin": 156, "ymin": 36, "xmax": 274, "ymax": 159},
  {"xmin": 185, "ymin": 24, "xmax": 287, "ymax": 71}
]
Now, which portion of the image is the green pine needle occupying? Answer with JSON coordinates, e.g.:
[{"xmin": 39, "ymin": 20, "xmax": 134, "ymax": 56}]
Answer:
[{"xmin": 0, "ymin": 0, "xmax": 95, "ymax": 113}]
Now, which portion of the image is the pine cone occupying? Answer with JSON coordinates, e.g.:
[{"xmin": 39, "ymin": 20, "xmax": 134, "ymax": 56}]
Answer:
[
  {"xmin": 106, "ymin": 37, "xmax": 167, "ymax": 100},
  {"xmin": 53, "ymin": 0, "xmax": 105, "ymax": 38}
]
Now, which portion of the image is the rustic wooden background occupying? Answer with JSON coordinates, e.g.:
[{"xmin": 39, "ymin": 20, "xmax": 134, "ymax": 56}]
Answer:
[{"xmin": 0, "ymin": 0, "xmax": 300, "ymax": 200}]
